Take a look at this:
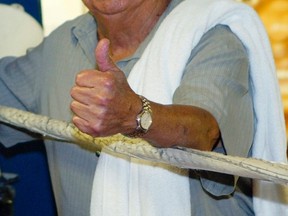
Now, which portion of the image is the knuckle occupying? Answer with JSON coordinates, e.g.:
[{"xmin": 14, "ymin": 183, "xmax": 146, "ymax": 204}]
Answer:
[
  {"xmin": 90, "ymin": 122, "xmax": 105, "ymax": 136},
  {"xmin": 70, "ymin": 86, "xmax": 78, "ymax": 98},
  {"xmin": 103, "ymin": 77, "xmax": 115, "ymax": 88},
  {"xmin": 75, "ymin": 73, "xmax": 84, "ymax": 85},
  {"xmin": 70, "ymin": 101, "xmax": 78, "ymax": 111},
  {"xmin": 96, "ymin": 94, "xmax": 113, "ymax": 106}
]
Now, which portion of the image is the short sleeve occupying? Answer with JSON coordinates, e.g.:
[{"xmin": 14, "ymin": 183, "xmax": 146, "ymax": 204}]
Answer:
[{"xmin": 173, "ymin": 25, "xmax": 254, "ymax": 196}]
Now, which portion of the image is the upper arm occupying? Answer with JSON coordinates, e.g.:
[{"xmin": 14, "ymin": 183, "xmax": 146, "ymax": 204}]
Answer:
[{"xmin": 173, "ymin": 24, "xmax": 254, "ymax": 157}]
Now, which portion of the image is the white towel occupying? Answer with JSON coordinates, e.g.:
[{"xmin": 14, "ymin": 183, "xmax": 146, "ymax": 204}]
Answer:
[{"xmin": 90, "ymin": 0, "xmax": 288, "ymax": 215}]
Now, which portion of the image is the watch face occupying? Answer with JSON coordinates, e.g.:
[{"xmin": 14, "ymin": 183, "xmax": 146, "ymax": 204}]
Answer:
[{"xmin": 140, "ymin": 111, "xmax": 152, "ymax": 130}]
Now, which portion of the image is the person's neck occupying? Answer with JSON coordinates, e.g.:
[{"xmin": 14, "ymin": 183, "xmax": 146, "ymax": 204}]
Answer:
[{"xmin": 95, "ymin": 1, "xmax": 171, "ymax": 61}]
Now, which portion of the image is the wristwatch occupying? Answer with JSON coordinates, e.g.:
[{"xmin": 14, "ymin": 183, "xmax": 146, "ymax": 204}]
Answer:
[{"xmin": 125, "ymin": 95, "xmax": 153, "ymax": 138}]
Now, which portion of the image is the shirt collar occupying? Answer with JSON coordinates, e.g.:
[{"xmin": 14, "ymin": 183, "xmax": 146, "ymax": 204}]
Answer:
[{"xmin": 71, "ymin": 13, "xmax": 98, "ymax": 66}]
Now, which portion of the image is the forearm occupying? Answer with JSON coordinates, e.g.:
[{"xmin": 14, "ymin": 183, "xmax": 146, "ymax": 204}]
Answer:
[{"xmin": 141, "ymin": 102, "xmax": 220, "ymax": 151}]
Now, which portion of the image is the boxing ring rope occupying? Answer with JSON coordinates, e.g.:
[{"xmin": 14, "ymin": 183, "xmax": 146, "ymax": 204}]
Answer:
[{"xmin": 0, "ymin": 105, "xmax": 288, "ymax": 185}]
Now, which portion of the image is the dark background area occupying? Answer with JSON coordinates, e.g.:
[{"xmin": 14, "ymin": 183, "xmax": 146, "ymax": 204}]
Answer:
[
  {"xmin": 0, "ymin": 0, "xmax": 42, "ymax": 24},
  {"xmin": 0, "ymin": 0, "xmax": 57, "ymax": 215}
]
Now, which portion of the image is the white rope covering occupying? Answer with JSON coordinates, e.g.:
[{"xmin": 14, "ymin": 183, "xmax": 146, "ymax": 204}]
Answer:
[{"xmin": 0, "ymin": 105, "xmax": 288, "ymax": 185}]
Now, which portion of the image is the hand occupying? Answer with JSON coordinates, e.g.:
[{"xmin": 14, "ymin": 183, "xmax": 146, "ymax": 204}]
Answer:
[{"xmin": 70, "ymin": 38, "xmax": 140, "ymax": 137}]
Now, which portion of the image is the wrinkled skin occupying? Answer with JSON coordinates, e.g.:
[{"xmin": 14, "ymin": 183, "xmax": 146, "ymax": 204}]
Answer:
[{"xmin": 71, "ymin": 39, "xmax": 140, "ymax": 137}]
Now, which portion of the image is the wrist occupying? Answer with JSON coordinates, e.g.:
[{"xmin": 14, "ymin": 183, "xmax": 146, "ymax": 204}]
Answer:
[{"xmin": 124, "ymin": 95, "xmax": 153, "ymax": 138}]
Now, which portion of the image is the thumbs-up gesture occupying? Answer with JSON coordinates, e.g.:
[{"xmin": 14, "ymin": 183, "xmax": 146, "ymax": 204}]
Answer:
[{"xmin": 70, "ymin": 38, "xmax": 141, "ymax": 137}]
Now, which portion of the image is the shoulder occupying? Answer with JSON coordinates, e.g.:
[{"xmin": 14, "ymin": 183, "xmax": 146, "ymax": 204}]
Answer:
[
  {"xmin": 42, "ymin": 13, "xmax": 95, "ymax": 47},
  {"xmin": 188, "ymin": 24, "xmax": 248, "ymax": 64},
  {"xmin": 199, "ymin": 24, "xmax": 247, "ymax": 53},
  {"xmin": 37, "ymin": 13, "xmax": 96, "ymax": 57}
]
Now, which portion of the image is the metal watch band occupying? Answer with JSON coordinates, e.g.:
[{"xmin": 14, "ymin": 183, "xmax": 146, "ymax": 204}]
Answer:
[{"xmin": 125, "ymin": 95, "xmax": 152, "ymax": 138}]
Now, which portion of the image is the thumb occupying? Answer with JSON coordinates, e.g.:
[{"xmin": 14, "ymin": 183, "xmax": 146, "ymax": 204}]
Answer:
[{"xmin": 95, "ymin": 38, "xmax": 118, "ymax": 72}]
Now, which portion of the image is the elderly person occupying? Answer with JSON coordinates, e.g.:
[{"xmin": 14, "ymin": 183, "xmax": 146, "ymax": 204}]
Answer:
[{"xmin": 0, "ymin": 0, "xmax": 287, "ymax": 215}]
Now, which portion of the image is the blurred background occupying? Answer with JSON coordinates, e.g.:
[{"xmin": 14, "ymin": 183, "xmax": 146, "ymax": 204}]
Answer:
[{"xmin": 243, "ymin": 0, "xmax": 288, "ymax": 136}]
